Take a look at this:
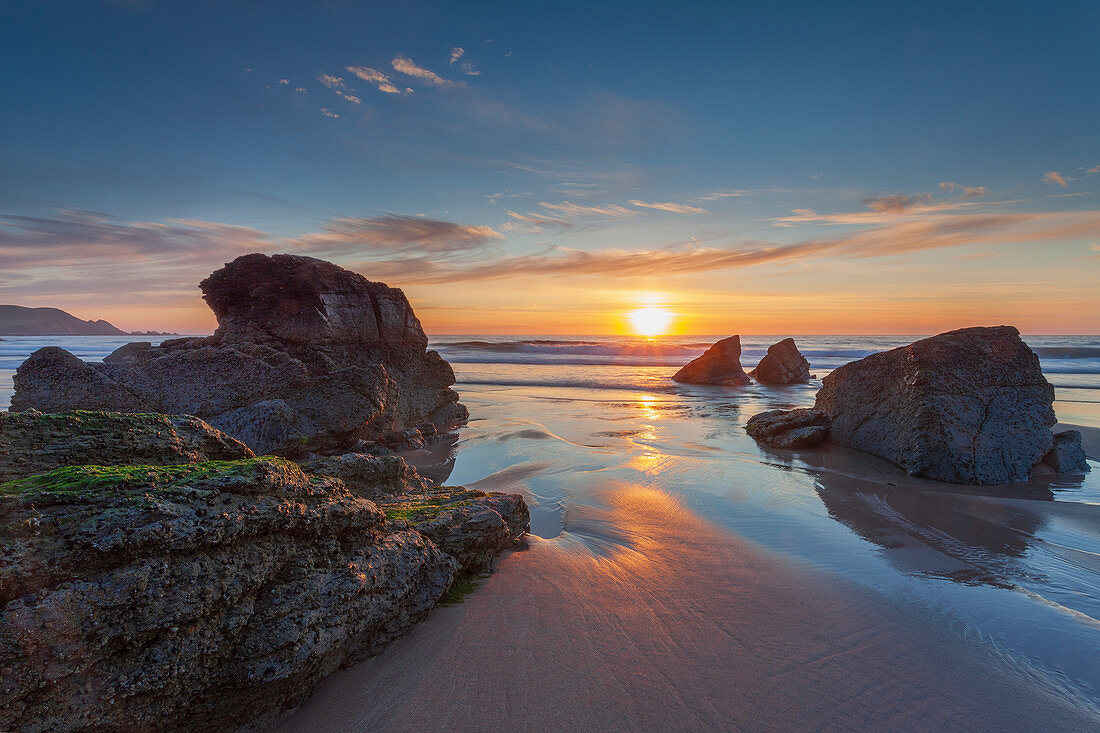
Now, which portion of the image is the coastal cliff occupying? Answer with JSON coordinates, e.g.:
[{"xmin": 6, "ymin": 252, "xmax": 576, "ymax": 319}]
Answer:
[{"xmin": 0, "ymin": 305, "xmax": 126, "ymax": 336}]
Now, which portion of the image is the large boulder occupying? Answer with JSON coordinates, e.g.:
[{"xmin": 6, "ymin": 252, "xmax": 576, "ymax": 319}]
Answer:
[
  {"xmin": 0, "ymin": 456, "xmax": 528, "ymax": 731},
  {"xmin": 750, "ymin": 338, "xmax": 811, "ymax": 384},
  {"xmin": 815, "ymin": 326, "xmax": 1062, "ymax": 484},
  {"xmin": 0, "ymin": 409, "xmax": 253, "ymax": 483},
  {"xmin": 10, "ymin": 254, "xmax": 467, "ymax": 455},
  {"xmin": 671, "ymin": 336, "xmax": 751, "ymax": 386}
]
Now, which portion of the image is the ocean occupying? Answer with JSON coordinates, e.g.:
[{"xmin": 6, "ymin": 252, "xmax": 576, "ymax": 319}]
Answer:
[{"xmin": 3, "ymin": 333, "xmax": 1100, "ymax": 712}]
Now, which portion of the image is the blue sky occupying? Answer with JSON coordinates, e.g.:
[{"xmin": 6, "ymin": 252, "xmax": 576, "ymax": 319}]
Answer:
[{"xmin": 1, "ymin": 0, "xmax": 1098, "ymax": 333}]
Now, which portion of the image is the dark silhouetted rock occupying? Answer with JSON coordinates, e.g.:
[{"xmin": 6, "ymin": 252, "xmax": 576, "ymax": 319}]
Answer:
[
  {"xmin": 816, "ymin": 326, "xmax": 1058, "ymax": 484},
  {"xmin": 10, "ymin": 254, "xmax": 467, "ymax": 455},
  {"xmin": 751, "ymin": 338, "xmax": 811, "ymax": 384},
  {"xmin": 671, "ymin": 336, "xmax": 751, "ymax": 386},
  {"xmin": 1043, "ymin": 430, "xmax": 1090, "ymax": 473},
  {"xmin": 746, "ymin": 408, "xmax": 829, "ymax": 448},
  {"xmin": 0, "ymin": 409, "xmax": 253, "ymax": 483},
  {"xmin": 0, "ymin": 454, "xmax": 528, "ymax": 731}
]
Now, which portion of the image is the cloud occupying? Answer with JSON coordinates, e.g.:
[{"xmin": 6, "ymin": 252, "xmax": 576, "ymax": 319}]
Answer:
[
  {"xmin": 1044, "ymin": 171, "xmax": 1068, "ymax": 186},
  {"xmin": 392, "ymin": 55, "xmax": 451, "ymax": 86},
  {"xmin": 630, "ymin": 200, "xmax": 708, "ymax": 215},
  {"xmin": 459, "ymin": 62, "xmax": 480, "ymax": 76},
  {"xmin": 938, "ymin": 181, "xmax": 989, "ymax": 199},
  {"xmin": 863, "ymin": 193, "xmax": 931, "ymax": 212},
  {"xmin": 350, "ymin": 207, "xmax": 1100, "ymax": 284},
  {"xmin": 277, "ymin": 78, "xmax": 289, "ymax": 85},
  {"xmin": 294, "ymin": 214, "xmax": 502, "ymax": 256},
  {"xmin": 1087, "ymin": 164, "xmax": 1100, "ymax": 175},
  {"xmin": 449, "ymin": 47, "xmax": 465, "ymax": 64},
  {"xmin": 319, "ymin": 107, "xmax": 339, "ymax": 118},
  {"xmin": 500, "ymin": 210, "xmax": 572, "ymax": 234},
  {"xmin": 697, "ymin": 191, "xmax": 745, "ymax": 200},
  {"xmin": 317, "ymin": 74, "xmax": 361, "ymax": 103},
  {"xmin": 346, "ymin": 65, "xmax": 402, "ymax": 94},
  {"xmin": 538, "ymin": 201, "xmax": 636, "ymax": 219},
  {"xmin": 1091, "ymin": 242, "xmax": 1100, "ymax": 252}
]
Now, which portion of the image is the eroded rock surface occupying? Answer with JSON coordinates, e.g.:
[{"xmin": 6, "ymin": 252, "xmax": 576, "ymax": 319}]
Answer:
[
  {"xmin": 379, "ymin": 487, "xmax": 532, "ymax": 573},
  {"xmin": 816, "ymin": 326, "xmax": 1060, "ymax": 484},
  {"xmin": 301, "ymin": 452, "xmax": 430, "ymax": 498},
  {"xmin": 745, "ymin": 408, "xmax": 829, "ymax": 449},
  {"xmin": 0, "ymin": 455, "xmax": 528, "ymax": 732},
  {"xmin": 0, "ymin": 409, "xmax": 253, "ymax": 483},
  {"xmin": 671, "ymin": 336, "xmax": 751, "ymax": 386},
  {"xmin": 10, "ymin": 254, "xmax": 467, "ymax": 455},
  {"xmin": 751, "ymin": 338, "xmax": 811, "ymax": 385}
]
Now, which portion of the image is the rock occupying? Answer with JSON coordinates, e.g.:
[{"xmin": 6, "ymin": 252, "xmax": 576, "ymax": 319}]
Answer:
[
  {"xmin": 750, "ymin": 338, "xmax": 811, "ymax": 384},
  {"xmin": 10, "ymin": 254, "xmax": 467, "ymax": 455},
  {"xmin": 12, "ymin": 347, "xmax": 150, "ymax": 413},
  {"xmin": 816, "ymin": 326, "xmax": 1058, "ymax": 484},
  {"xmin": 671, "ymin": 336, "xmax": 751, "ymax": 386},
  {"xmin": 746, "ymin": 408, "xmax": 829, "ymax": 448},
  {"xmin": 0, "ymin": 455, "xmax": 528, "ymax": 731},
  {"xmin": 377, "ymin": 487, "xmax": 531, "ymax": 573},
  {"xmin": 1043, "ymin": 430, "xmax": 1090, "ymax": 473},
  {"xmin": 0, "ymin": 409, "xmax": 253, "ymax": 482},
  {"xmin": 301, "ymin": 453, "xmax": 430, "ymax": 498}
]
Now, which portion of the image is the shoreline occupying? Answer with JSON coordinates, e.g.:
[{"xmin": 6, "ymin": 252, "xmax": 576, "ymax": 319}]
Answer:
[{"xmin": 278, "ymin": 479, "xmax": 1099, "ymax": 732}]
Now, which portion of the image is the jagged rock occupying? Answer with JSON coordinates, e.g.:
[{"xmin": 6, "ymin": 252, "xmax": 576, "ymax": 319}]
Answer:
[
  {"xmin": 10, "ymin": 254, "xmax": 468, "ymax": 455},
  {"xmin": 0, "ymin": 409, "xmax": 253, "ymax": 482},
  {"xmin": 378, "ymin": 487, "xmax": 531, "ymax": 573},
  {"xmin": 750, "ymin": 338, "xmax": 811, "ymax": 384},
  {"xmin": 301, "ymin": 453, "xmax": 430, "ymax": 498},
  {"xmin": 816, "ymin": 326, "xmax": 1058, "ymax": 485},
  {"xmin": 671, "ymin": 336, "xmax": 751, "ymax": 386},
  {"xmin": 0, "ymin": 456, "xmax": 528, "ymax": 731},
  {"xmin": 1043, "ymin": 430, "xmax": 1091, "ymax": 473},
  {"xmin": 746, "ymin": 408, "xmax": 829, "ymax": 448}
]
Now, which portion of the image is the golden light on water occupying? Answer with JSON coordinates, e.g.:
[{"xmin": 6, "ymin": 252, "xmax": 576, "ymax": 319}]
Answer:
[{"xmin": 627, "ymin": 306, "xmax": 673, "ymax": 337}]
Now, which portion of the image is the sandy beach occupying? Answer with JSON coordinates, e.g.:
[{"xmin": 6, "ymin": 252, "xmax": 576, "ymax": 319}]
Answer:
[{"xmin": 279, "ymin": 476, "xmax": 1100, "ymax": 732}]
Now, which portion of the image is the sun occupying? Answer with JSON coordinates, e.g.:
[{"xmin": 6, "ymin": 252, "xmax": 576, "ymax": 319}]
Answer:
[{"xmin": 628, "ymin": 306, "xmax": 673, "ymax": 337}]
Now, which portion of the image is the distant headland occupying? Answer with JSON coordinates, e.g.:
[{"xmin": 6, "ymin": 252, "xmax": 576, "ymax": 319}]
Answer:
[{"xmin": 0, "ymin": 305, "xmax": 176, "ymax": 336}]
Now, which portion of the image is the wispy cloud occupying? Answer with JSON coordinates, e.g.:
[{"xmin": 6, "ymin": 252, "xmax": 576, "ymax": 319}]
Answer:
[
  {"xmin": 392, "ymin": 55, "xmax": 451, "ymax": 86},
  {"xmin": 350, "ymin": 208, "xmax": 1100, "ymax": 284},
  {"xmin": 630, "ymin": 200, "xmax": 708, "ymax": 215},
  {"xmin": 319, "ymin": 107, "xmax": 339, "ymax": 118},
  {"xmin": 697, "ymin": 191, "xmax": 746, "ymax": 200},
  {"xmin": 538, "ymin": 201, "xmax": 636, "ymax": 219},
  {"xmin": 317, "ymin": 74, "xmax": 361, "ymax": 103},
  {"xmin": 938, "ymin": 181, "xmax": 989, "ymax": 199},
  {"xmin": 500, "ymin": 210, "xmax": 572, "ymax": 234},
  {"xmin": 295, "ymin": 214, "xmax": 502, "ymax": 256},
  {"xmin": 1044, "ymin": 171, "xmax": 1068, "ymax": 187},
  {"xmin": 863, "ymin": 193, "xmax": 931, "ymax": 212},
  {"xmin": 449, "ymin": 47, "xmax": 465, "ymax": 64},
  {"xmin": 459, "ymin": 62, "xmax": 480, "ymax": 76},
  {"xmin": 346, "ymin": 65, "xmax": 402, "ymax": 94},
  {"xmin": 1087, "ymin": 164, "xmax": 1100, "ymax": 175}
]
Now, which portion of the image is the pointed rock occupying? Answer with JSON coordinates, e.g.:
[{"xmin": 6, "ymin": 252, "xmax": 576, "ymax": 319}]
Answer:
[
  {"xmin": 671, "ymin": 336, "xmax": 751, "ymax": 386},
  {"xmin": 751, "ymin": 337, "xmax": 811, "ymax": 384}
]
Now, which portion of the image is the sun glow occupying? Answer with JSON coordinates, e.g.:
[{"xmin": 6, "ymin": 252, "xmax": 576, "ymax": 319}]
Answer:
[{"xmin": 627, "ymin": 306, "xmax": 673, "ymax": 337}]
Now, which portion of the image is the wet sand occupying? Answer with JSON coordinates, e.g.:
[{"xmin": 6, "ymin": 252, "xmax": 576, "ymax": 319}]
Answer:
[{"xmin": 278, "ymin": 479, "xmax": 1099, "ymax": 732}]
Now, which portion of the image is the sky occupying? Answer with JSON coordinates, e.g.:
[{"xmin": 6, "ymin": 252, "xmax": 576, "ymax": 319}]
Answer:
[{"xmin": 1, "ymin": 0, "xmax": 1098, "ymax": 335}]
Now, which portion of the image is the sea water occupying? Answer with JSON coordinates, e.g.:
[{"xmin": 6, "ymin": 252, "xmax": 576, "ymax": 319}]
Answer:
[{"xmin": 3, "ymin": 334, "xmax": 1100, "ymax": 711}]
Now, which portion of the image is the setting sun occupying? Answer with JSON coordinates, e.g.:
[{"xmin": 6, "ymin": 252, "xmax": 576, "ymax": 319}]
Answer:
[{"xmin": 628, "ymin": 306, "xmax": 673, "ymax": 336}]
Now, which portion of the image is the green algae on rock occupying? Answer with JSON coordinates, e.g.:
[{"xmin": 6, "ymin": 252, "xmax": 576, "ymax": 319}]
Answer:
[
  {"xmin": 0, "ymin": 454, "xmax": 528, "ymax": 731},
  {"xmin": 0, "ymin": 409, "xmax": 253, "ymax": 483}
]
